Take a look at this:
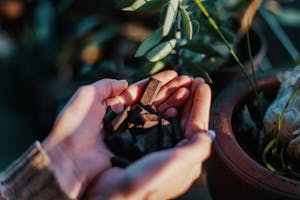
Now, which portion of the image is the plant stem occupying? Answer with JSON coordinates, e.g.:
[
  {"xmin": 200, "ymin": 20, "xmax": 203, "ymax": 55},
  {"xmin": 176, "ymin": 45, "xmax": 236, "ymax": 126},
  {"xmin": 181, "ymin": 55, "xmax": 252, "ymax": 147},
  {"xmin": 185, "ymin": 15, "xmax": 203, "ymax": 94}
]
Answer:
[
  {"xmin": 277, "ymin": 88, "xmax": 299, "ymax": 135},
  {"xmin": 262, "ymin": 138, "xmax": 278, "ymax": 172},
  {"xmin": 193, "ymin": 0, "xmax": 261, "ymax": 107},
  {"xmin": 247, "ymin": 22, "xmax": 263, "ymax": 119}
]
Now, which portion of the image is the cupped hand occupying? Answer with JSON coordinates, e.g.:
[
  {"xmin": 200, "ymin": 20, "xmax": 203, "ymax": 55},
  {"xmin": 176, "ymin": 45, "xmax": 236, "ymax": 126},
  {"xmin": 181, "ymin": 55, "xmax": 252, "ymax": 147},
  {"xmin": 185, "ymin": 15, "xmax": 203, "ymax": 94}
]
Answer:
[
  {"xmin": 85, "ymin": 78, "xmax": 213, "ymax": 200},
  {"xmin": 42, "ymin": 70, "xmax": 192, "ymax": 199}
]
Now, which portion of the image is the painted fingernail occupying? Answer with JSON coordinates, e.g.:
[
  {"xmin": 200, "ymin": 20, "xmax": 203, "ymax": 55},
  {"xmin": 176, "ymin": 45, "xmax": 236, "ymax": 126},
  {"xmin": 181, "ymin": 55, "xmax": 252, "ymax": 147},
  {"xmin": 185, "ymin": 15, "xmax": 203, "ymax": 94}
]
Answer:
[
  {"xmin": 111, "ymin": 103, "xmax": 124, "ymax": 113},
  {"xmin": 205, "ymin": 129, "xmax": 216, "ymax": 141}
]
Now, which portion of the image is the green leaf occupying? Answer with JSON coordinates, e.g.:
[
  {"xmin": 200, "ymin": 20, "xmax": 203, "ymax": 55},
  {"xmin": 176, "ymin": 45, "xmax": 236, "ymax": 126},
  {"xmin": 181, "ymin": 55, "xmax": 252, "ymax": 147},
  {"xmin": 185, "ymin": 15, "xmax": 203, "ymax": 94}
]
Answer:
[
  {"xmin": 120, "ymin": 0, "xmax": 168, "ymax": 12},
  {"xmin": 180, "ymin": 7, "xmax": 193, "ymax": 40},
  {"xmin": 147, "ymin": 39, "xmax": 177, "ymax": 62},
  {"xmin": 182, "ymin": 49, "xmax": 206, "ymax": 64},
  {"xmin": 185, "ymin": 41, "xmax": 222, "ymax": 57},
  {"xmin": 75, "ymin": 16, "xmax": 102, "ymax": 38},
  {"xmin": 34, "ymin": 0, "xmax": 55, "ymax": 41},
  {"xmin": 123, "ymin": 0, "xmax": 152, "ymax": 11},
  {"xmin": 163, "ymin": 0, "xmax": 179, "ymax": 36},
  {"xmin": 192, "ymin": 20, "xmax": 200, "ymax": 35},
  {"xmin": 137, "ymin": 0, "xmax": 168, "ymax": 12},
  {"xmin": 135, "ymin": 27, "xmax": 163, "ymax": 57},
  {"xmin": 273, "ymin": 8, "xmax": 300, "ymax": 27},
  {"xmin": 117, "ymin": 0, "xmax": 135, "ymax": 8}
]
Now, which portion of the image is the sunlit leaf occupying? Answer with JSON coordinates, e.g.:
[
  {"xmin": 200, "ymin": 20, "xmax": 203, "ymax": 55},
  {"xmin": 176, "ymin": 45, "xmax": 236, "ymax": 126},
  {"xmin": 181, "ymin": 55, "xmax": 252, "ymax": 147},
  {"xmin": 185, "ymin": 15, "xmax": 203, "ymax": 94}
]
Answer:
[
  {"xmin": 123, "ymin": 0, "xmax": 153, "ymax": 11},
  {"xmin": 135, "ymin": 27, "xmax": 163, "ymax": 57},
  {"xmin": 137, "ymin": 0, "xmax": 168, "ymax": 12},
  {"xmin": 147, "ymin": 39, "xmax": 176, "ymax": 62},
  {"xmin": 163, "ymin": 0, "xmax": 179, "ymax": 36},
  {"xmin": 180, "ymin": 7, "xmax": 193, "ymax": 40},
  {"xmin": 273, "ymin": 8, "xmax": 300, "ymax": 27}
]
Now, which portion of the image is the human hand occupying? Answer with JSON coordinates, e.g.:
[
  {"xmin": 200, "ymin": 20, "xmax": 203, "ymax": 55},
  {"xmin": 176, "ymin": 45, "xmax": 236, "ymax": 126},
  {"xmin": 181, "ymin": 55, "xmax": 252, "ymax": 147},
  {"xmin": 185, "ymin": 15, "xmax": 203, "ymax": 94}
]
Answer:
[
  {"xmin": 42, "ymin": 70, "xmax": 192, "ymax": 199},
  {"xmin": 85, "ymin": 78, "xmax": 213, "ymax": 200}
]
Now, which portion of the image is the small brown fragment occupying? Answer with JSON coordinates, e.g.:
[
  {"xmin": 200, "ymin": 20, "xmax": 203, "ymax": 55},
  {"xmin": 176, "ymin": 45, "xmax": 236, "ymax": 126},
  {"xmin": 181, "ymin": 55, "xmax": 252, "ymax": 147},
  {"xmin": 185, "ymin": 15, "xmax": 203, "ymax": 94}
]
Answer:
[
  {"xmin": 141, "ymin": 114, "xmax": 159, "ymax": 122},
  {"xmin": 140, "ymin": 78, "xmax": 163, "ymax": 106},
  {"xmin": 162, "ymin": 119, "xmax": 170, "ymax": 126},
  {"xmin": 127, "ymin": 104, "xmax": 149, "ymax": 124},
  {"xmin": 139, "ymin": 114, "xmax": 160, "ymax": 129},
  {"xmin": 109, "ymin": 106, "xmax": 131, "ymax": 132}
]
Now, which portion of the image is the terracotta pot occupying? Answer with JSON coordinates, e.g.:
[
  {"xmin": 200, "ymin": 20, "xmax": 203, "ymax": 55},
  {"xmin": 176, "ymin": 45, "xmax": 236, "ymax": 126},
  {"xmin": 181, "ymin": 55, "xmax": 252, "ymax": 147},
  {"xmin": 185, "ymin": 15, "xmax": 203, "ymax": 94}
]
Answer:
[
  {"xmin": 207, "ymin": 69, "xmax": 300, "ymax": 200},
  {"xmin": 210, "ymin": 29, "xmax": 266, "ymax": 93}
]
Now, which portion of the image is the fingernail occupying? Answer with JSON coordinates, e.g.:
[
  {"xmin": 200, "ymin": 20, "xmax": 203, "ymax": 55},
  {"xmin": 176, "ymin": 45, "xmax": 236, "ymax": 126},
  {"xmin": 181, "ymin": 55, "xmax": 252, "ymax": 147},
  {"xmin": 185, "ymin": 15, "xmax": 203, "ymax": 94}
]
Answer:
[
  {"xmin": 205, "ymin": 130, "xmax": 216, "ymax": 141},
  {"xmin": 111, "ymin": 103, "xmax": 124, "ymax": 113}
]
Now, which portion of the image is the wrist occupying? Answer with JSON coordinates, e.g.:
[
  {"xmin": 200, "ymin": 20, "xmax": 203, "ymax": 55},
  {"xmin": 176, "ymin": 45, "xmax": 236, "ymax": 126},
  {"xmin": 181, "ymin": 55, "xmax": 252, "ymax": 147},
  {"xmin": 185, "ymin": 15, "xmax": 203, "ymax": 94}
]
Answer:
[{"xmin": 43, "ymin": 138, "xmax": 88, "ymax": 199}]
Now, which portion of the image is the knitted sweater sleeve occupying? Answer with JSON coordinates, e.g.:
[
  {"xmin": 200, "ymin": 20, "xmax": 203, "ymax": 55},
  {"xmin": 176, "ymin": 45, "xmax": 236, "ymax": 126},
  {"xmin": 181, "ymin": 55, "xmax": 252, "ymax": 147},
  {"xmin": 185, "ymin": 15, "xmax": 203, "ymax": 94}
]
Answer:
[{"xmin": 0, "ymin": 142, "xmax": 72, "ymax": 200}]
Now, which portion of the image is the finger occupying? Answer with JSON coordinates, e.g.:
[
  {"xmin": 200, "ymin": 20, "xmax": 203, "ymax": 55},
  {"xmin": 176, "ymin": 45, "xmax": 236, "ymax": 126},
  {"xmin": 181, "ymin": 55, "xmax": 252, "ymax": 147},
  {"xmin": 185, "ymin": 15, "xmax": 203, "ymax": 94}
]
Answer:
[
  {"xmin": 180, "ymin": 78, "xmax": 205, "ymax": 131},
  {"xmin": 163, "ymin": 107, "xmax": 178, "ymax": 119},
  {"xmin": 91, "ymin": 79, "xmax": 128, "ymax": 100},
  {"xmin": 154, "ymin": 76, "xmax": 192, "ymax": 105},
  {"xmin": 185, "ymin": 83, "xmax": 211, "ymax": 138},
  {"xmin": 157, "ymin": 88, "xmax": 190, "ymax": 113},
  {"xmin": 177, "ymin": 132, "xmax": 213, "ymax": 164},
  {"xmin": 108, "ymin": 70, "xmax": 178, "ymax": 106}
]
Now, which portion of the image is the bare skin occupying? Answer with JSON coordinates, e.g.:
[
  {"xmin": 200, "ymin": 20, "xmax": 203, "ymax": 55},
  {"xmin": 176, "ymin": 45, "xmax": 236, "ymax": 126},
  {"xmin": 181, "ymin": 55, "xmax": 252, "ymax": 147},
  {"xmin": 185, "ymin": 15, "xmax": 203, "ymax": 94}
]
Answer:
[{"xmin": 42, "ymin": 70, "xmax": 212, "ymax": 199}]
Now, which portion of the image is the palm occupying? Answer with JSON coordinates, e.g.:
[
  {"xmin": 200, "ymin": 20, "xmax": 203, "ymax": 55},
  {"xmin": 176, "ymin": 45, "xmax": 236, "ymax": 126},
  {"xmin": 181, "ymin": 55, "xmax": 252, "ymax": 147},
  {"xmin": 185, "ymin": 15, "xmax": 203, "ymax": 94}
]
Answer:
[{"xmin": 85, "ymin": 77, "xmax": 212, "ymax": 200}]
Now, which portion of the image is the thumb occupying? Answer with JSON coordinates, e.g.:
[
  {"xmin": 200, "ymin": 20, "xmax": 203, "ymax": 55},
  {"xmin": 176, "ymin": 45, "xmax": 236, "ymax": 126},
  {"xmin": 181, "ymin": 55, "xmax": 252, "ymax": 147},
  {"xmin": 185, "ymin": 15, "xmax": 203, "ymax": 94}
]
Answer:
[{"xmin": 92, "ymin": 79, "xmax": 128, "ymax": 100}]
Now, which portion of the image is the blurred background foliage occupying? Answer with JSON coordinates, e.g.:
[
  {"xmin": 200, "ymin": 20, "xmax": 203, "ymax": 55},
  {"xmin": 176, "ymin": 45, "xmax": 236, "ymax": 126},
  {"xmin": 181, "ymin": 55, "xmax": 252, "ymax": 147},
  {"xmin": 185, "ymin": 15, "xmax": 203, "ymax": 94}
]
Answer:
[{"xmin": 0, "ymin": 0, "xmax": 299, "ymax": 171}]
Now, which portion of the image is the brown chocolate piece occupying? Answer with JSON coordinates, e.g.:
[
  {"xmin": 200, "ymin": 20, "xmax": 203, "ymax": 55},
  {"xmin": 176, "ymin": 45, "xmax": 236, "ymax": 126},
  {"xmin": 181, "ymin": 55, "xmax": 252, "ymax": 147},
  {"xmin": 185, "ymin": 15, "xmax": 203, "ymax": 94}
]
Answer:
[
  {"xmin": 109, "ymin": 106, "xmax": 131, "ymax": 132},
  {"xmin": 138, "ymin": 114, "xmax": 160, "ymax": 129},
  {"xmin": 140, "ymin": 78, "xmax": 162, "ymax": 106}
]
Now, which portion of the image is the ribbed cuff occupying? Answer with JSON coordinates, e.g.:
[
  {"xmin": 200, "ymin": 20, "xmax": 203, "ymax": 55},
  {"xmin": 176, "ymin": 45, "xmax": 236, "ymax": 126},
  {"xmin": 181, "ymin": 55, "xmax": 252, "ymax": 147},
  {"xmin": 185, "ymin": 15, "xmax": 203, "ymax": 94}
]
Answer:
[{"xmin": 0, "ymin": 141, "xmax": 72, "ymax": 200}]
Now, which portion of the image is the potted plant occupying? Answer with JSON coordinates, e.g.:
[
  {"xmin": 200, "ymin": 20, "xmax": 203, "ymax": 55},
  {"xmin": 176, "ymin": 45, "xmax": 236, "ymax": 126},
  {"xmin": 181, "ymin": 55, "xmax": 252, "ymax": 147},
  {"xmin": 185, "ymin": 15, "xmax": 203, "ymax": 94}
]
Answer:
[{"xmin": 207, "ymin": 67, "xmax": 300, "ymax": 199}]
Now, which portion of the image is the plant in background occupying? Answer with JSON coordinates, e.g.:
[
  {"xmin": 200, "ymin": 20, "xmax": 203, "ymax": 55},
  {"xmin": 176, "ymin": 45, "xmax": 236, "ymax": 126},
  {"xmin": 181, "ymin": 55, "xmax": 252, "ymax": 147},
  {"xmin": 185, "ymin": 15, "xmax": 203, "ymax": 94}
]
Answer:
[
  {"xmin": 122, "ymin": 0, "xmax": 300, "ymax": 182},
  {"xmin": 120, "ymin": 0, "xmax": 257, "ymax": 83}
]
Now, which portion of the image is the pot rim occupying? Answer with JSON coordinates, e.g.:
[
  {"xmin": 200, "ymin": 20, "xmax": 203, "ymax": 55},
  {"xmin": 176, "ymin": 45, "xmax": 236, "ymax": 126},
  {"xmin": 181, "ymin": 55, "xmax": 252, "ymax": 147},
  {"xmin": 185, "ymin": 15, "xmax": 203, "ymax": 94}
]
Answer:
[{"xmin": 211, "ymin": 69, "xmax": 300, "ymax": 196}]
